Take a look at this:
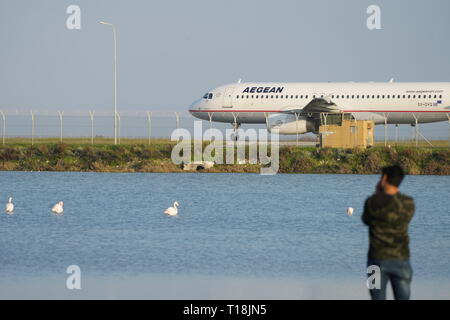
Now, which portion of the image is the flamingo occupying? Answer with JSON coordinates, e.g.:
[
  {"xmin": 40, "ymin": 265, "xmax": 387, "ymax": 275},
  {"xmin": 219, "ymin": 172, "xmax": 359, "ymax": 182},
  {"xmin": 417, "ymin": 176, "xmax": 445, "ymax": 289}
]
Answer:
[
  {"xmin": 164, "ymin": 201, "xmax": 179, "ymax": 216},
  {"xmin": 347, "ymin": 207, "xmax": 354, "ymax": 216},
  {"xmin": 5, "ymin": 197, "xmax": 14, "ymax": 214},
  {"xmin": 52, "ymin": 201, "xmax": 64, "ymax": 215}
]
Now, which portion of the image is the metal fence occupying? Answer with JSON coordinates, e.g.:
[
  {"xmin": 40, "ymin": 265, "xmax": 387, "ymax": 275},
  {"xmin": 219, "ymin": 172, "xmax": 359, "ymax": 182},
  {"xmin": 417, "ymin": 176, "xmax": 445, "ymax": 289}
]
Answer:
[
  {"xmin": 0, "ymin": 110, "xmax": 250, "ymax": 143},
  {"xmin": 0, "ymin": 110, "xmax": 448, "ymax": 145}
]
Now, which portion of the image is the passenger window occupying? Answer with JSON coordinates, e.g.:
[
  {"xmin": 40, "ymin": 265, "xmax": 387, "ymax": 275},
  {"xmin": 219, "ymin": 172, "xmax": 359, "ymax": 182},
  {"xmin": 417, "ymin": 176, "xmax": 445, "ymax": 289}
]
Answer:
[
  {"xmin": 439, "ymin": 95, "xmax": 442, "ymax": 98},
  {"xmin": 236, "ymin": 95, "xmax": 239, "ymax": 99}
]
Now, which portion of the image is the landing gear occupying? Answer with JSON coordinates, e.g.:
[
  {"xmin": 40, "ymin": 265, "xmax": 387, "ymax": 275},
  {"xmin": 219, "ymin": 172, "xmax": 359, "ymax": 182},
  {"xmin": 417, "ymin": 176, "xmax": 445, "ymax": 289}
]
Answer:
[
  {"xmin": 231, "ymin": 122, "xmax": 241, "ymax": 141},
  {"xmin": 231, "ymin": 112, "xmax": 240, "ymax": 141}
]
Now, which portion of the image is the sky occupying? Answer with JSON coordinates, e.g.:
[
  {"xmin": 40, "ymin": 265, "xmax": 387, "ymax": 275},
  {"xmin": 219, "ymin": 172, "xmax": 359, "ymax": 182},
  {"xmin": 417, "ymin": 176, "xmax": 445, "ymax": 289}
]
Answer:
[{"xmin": 1, "ymin": 0, "xmax": 450, "ymax": 138}]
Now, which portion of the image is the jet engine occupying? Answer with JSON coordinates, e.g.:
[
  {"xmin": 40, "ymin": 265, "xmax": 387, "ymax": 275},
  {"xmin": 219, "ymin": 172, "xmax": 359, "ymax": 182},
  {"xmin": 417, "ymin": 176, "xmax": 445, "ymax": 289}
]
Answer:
[{"xmin": 267, "ymin": 113, "xmax": 316, "ymax": 134}]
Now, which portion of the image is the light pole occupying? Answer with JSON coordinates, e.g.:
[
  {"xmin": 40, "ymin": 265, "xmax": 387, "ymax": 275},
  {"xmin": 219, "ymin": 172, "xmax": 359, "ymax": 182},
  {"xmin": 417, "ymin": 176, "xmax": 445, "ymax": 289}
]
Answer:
[{"xmin": 100, "ymin": 21, "xmax": 118, "ymax": 145}]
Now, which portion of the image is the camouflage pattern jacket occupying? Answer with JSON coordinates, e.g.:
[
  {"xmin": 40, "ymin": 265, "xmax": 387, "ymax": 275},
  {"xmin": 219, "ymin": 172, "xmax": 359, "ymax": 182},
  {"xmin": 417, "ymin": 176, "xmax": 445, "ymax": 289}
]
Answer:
[{"xmin": 362, "ymin": 192, "xmax": 415, "ymax": 260}]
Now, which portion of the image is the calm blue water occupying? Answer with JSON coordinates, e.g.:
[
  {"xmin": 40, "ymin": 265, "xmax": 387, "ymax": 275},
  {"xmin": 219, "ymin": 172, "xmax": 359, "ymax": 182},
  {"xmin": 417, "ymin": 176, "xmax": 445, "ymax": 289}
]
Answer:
[{"xmin": 0, "ymin": 172, "xmax": 449, "ymax": 299}]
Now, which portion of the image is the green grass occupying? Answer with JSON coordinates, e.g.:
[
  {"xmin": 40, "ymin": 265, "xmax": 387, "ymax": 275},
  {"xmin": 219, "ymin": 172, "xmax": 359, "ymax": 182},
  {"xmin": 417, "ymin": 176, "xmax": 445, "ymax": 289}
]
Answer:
[{"xmin": 0, "ymin": 139, "xmax": 448, "ymax": 174}]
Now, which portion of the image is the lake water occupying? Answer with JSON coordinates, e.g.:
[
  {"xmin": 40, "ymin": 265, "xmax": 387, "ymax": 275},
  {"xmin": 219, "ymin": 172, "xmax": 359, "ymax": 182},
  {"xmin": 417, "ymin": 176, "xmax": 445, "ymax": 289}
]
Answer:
[{"xmin": 0, "ymin": 172, "xmax": 449, "ymax": 299}]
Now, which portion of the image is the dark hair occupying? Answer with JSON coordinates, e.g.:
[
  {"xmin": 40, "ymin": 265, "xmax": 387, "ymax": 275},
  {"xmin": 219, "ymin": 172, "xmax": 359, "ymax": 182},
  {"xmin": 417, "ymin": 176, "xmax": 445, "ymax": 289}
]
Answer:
[{"xmin": 382, "ymin": 165, "xmax": 405, "ymax": 187}]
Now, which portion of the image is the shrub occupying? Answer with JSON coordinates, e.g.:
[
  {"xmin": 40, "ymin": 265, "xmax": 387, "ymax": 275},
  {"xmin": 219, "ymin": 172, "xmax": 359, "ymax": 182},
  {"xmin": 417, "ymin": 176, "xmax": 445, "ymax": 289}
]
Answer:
[{"xmin": 363, "ymin": 151, "xmax": 383, "ymax": 173}]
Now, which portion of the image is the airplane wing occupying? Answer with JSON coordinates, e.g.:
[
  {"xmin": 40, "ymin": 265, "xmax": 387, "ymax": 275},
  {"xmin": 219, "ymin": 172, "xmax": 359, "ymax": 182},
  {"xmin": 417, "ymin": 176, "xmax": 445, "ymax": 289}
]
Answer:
[{"xmin": 280, "ymin": 95, "xmax": 342, "ymax": 116}]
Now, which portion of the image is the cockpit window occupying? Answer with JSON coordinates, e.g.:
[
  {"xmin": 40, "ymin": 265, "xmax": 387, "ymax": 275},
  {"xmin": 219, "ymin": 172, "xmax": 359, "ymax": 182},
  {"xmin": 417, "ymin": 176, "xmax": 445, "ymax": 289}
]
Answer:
[
  {"xmin": 203, "ymin": 93, "xmax": 209, "ymax": 99},
  {"xmin": 208, "ymin": 93, "xmax": 213, "ymax": 99},
  {"xmin": 203, "ymin": 92, "xmax": 214, "ymax": 99}
]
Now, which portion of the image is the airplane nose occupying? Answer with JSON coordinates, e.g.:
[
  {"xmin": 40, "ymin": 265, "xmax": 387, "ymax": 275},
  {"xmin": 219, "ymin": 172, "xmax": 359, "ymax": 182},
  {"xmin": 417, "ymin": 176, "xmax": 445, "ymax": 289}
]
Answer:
[
  {"xmin": 189, "ymin": 98, "xmax": 202, "ymax": 112},
  {"xmin": 189, "ymin": 99, "xmax": 208, "ymax": 120}
]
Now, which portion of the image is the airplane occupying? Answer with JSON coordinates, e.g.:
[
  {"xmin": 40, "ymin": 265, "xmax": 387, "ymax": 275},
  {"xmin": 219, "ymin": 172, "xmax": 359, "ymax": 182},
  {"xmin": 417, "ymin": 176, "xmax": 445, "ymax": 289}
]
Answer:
[{"xmin": 189, "ymin": 81, "xmax": 450, "ymax": 136}]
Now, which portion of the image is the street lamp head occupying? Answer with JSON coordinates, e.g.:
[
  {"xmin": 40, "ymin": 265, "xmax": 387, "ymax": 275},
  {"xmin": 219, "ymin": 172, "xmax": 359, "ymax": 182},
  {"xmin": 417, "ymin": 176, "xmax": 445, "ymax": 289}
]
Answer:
[{"xmin": 99, "ymin": 21, "xmax": 112, "ymax": 26}]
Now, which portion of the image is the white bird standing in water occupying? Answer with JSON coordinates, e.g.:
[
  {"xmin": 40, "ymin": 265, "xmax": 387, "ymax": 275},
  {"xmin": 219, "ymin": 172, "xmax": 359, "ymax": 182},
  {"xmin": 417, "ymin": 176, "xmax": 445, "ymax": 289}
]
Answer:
[
  {"xmin": 5, "ymin": 197, "xmax": 14, "ymax": 214},
  {"xmin": 52, "ymin": 201, "xmax": 64, "ymax": 215},
  {"xmin": 347, "ymin": 207, "xmax": 354, "ymax": 216},
  {"xmin": 164, "ymin": 201, "xmax": 179, "ymax": 216}
]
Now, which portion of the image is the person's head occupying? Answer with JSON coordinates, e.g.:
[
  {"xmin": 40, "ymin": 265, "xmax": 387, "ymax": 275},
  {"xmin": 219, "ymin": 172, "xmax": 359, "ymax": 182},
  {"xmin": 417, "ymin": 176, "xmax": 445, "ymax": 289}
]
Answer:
[{"xmin": 381, "ymin": 165, "xmax": 405, "ymax": 189}]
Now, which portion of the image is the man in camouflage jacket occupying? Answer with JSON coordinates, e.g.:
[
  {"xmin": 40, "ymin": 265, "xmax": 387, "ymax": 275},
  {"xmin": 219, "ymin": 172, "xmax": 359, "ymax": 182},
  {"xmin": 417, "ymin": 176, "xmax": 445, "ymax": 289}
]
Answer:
[{"xmin": 362, "ymin": 165, "xmax": 415, "ymax": 300}]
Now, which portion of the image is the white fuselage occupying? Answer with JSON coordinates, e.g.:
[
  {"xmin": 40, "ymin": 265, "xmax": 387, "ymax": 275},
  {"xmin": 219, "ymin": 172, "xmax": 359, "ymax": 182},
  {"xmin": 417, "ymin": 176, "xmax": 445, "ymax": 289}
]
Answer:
[{"xmin": 189, "ymin": 82, "xmax": 450, "ymax": 130}]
